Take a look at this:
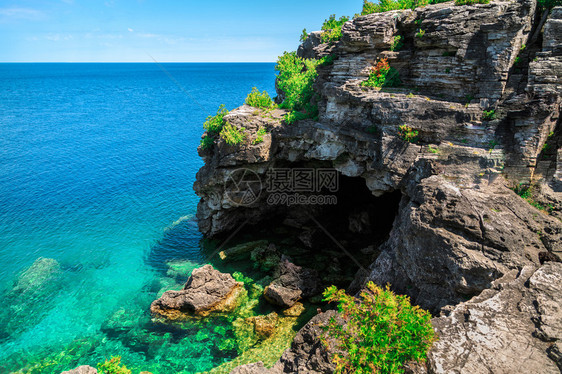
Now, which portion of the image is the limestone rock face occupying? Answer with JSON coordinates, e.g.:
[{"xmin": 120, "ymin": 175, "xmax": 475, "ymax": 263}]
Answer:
[
  {"xmin": 229, "ymin": 362, "xmax": 270, "ymax": 374},
  {"xmin": 60, "ymin": 366, "xmax": 98, "ymax": 374},
  {"xmin": 150, "ymin": 265, "xmax": 243, "ymax": 319},
  {"xmin": 424, "ymin": 263, "xmax": 562, "ymax": 374}
]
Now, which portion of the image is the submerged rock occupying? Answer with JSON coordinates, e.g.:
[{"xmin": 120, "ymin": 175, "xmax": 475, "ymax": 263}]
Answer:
[
  {"xmin": 60, "ymin": 366, "xmax": 98, "ymax": 374},
  {"xmin": 150, "ymin": 264, "xmax": 244, "ymax": 319},
  {"xmin": 263, "ymin": 257, "xmax": 320, "ymax": 308}
]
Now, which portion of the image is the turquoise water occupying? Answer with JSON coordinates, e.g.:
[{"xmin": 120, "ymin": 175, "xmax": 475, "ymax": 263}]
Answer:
[{"xmin": 0, "ymin": 63, "xmax": 277, "ymax": 373}]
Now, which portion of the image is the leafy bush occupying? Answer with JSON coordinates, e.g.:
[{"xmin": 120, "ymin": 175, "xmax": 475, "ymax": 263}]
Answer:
[
  {"xmin": 361, "ymin": 58, "xmax": 401, "ymax": 88},
  {"xmin": 416, "ymin": 29, "xmax": 426, "ymax": 38},
  {"xmin": 360, "ymin": 0, "xmax": 440, "ymax": 15},
  {"xmin": 253, "ymin": 127, "xmax": 268, "ymax": 144},
  {"xmin": 322, "ymin": 282, "xmax": 436, "ymax": 374},
  {"xmin": 200, "ymin": 135, "xmax": 214, "ymax": 150},
  {"xmin": 538, "ymin": 0, "xmax": 562, "ymax": 8},
  {"xmin": 220, "ymin": 123, "xmax": 246, "ymax": 145},
  {"xmin": 97, "ymin": 357, "xmax": 131, "ymax": 374},
  {"xmin": 482, "ymin": 110, "xmax": 496, "ymax": 120},
  {"xmin": 454, "ymin": 0, "xmax": 489, "ymax": 5},
  {"xmin": 300, "ymin": 28, "xmax": 309, "ymax": 43},
  {"xmin": 398, "ymin": 125, "xmax": 419, "ymax": 143},
  {"xmin": 321, "ymin": 15, "xmax": 350, "ymax": 43},
  {"xmin": 203, "ymin": 104, "xmax": 229, "ymax": 135},
  {"xmin": 276, "ymin": 51, "xmax": 323, "ymax": 123},
  {"xmin": 245, "ymin": 87, "xmax": 274, "ymax": 109},
  {"xmin": 513, "ymin": 184, "xmax": 553, "ymax": 212},
  {"xmin": 390, "ymin": 35, "xmax": 404, "ymax": 51}
]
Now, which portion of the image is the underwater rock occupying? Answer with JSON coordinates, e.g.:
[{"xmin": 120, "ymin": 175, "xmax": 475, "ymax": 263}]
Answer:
[
  {"xmin": 165, "ymin": 259, "xmax": 201, "ymax": 279},
  {"xmin": 12, "ymin": 257, "xmax": 61, "ymax": 293},
  {"xmin": 60, "ymin": 366, "xmax": 98, "ymax": 374},
  {"xmin": 150, "ymin": 264, "xmax": 244, "ymax": 319},
  {"xmin": 264, "ymin": 257, "xmax": 320, "ymax": 308},
  {"xmin": 250, "ymin": 312, "xmax": 279, "ymax": 339},
  {"xmin": 282, "ymin": 302, "xmax": 305, "ymax": 318},
  {"xmin": 250, "ymin": 243, "xmax": 281, "ymax": 272},
  {"xmin": 219, "ymin": 240, "xmax": 269, "ymax": 261}
]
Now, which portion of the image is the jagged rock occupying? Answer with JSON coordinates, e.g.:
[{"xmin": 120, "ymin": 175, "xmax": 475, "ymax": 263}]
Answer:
[
  {"xmin": 424, "ymin": 263, "xmax": 562, "ymax": 373},
  {"xmin": 264, "ymin": 257, "xmax": 320, "ymax": 308},
  {"xmin": 283, "ymin": 302, "xmax": 305, "ymax": 317},
  {"xmin": 250, "ymin": 312, "xmax": 279, "ymax": 339},
  {"xmin": 150, "ymin": 265, "xmax": 243, "ymax": 319},
  {"xmin": 271, "ymin": 311, "xmax": 336, "ymax": 374},
  {"xmin": 60, "ymin": 366, "xmax": 97, "ymax": 374},
  {"xmin": 219, "ymin": 240, "xmax": 269, "ymax": 261}
]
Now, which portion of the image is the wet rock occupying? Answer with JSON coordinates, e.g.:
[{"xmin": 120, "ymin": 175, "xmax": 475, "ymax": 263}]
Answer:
[
  {"xmin": 264, "ymin": 257, "xmax": 320, "ymax": 308},
  {"xmin": 249, "ymin": 312, "xmax": 279, "ymax": 339},
  {"xmin": 250, "ymin": 243, "xmax": 281, "ymax": 272},
  {"xmin": 150, "ymin": 264, "xmax": 244, "ymax": 319},
  {"xmin": 12, "ymin": 257, "xmax": 61, "ymax": 293},
  {"xmin": 220, "ymin": 240, "xmax": 269, "ymax": 261},
  {"xmin": 282, "ymin": 302, "xmax": 305, "ymax": 317},
  {"xmin": 60, "ymin": 366, "xmax": 98, "ymax": 374}
]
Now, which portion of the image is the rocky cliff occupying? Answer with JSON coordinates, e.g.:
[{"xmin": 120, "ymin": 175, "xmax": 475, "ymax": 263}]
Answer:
[{"xmin": 194, "ymin": 1, "xmax": 562, "ymax": 372}]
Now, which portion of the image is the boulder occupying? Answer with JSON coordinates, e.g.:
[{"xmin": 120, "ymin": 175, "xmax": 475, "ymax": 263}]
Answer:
[
  {"xmin": 229, "ymin": 362, "xmax": 270, "ymax": 374},
  {"xmin": 60, "ymin": 366, "xmax": 98, "ymax": 374},
  {"xmin": 150, "ymin": 264, "xmax": 243, "ymax": 319},
  {"xmin": 264, "ymin": 257, "xmax": 320, "ymax": 308}
]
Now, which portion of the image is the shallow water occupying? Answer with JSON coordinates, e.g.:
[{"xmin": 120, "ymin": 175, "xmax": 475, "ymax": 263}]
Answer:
[{"xmin": 0, "ymin": 63, "xmax": 277, "ymax": 373}]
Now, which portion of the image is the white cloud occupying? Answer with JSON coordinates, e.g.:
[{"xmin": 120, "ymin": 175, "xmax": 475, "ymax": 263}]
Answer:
[
  {"xmin": 128, "ymin": 28, "xmax": 134, "ymax": 32},
  {"xmin": 0, "ymin": 7, "xmax": 44, "ymax": 21}
]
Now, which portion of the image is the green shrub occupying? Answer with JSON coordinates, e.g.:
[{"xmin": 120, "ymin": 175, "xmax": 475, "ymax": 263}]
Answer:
[
  {"xmin": 538, "ymin": 0, "xmax": 562, "ymax": 9},
  {"xmin": 513, "ymin": 184, "xmax": 553, "ymax": 212},
  {"xmin": 416, "ymin": 29, "xmax": 426, "ymax": 38},
  {"xmin": 428, "ymin": 145, "xmax": 439, "ymax": 154},
  {"xmin": 483, "ymin": 110, "xmax": 496, "ymax": 120},
  {"xmin": 253, "ymin": 127, "xmax": 268, "ymax": 144},
  {"xmin": 360, "ymin": 0, "xmax": 436, "ymax": 15},
  {"xmin": 390, "ymin": 35, "xmax": 404, "ymax": 51},
  {"xmin": 321, "ymin": 282, "xmax": 436, "ymax": 374},
  {"xmin": 200, "ymin": 135, "xmax": 214, "ymax": 150},
  {"xmin": 398, "ymin": 125, "xmax": 419, "ymax": 143},
  {"xmin": 245, "ymin": 87, "xmax": 274, "ymax": 109},
  {"xmin": 97, "ymin": 357, "xmax": 131, "ymax": 374},
  {"xmin": 361, "ymin": 58, "xmax": 401, "ymax": 88},
  {"xmin": 321, "ymin": 15, "xmax": 350, "ymax": 43},
  {"xmin": 455, "ymin": 0, "xmax": 489, "ymax": 5},
  {"xmin": 300, "ymin": 28, "xmax": 309, "ymax": 43},
  {"xmin": 220, "ymin": 123, "xmax": 246, "ymax": 145},
  {"xmin": 275, "ymin": 51, "xmax": 323, "ymax": 123},
  {"xmin": 203, "ymin": 104, "xmax": 229, "ymax": 135}
]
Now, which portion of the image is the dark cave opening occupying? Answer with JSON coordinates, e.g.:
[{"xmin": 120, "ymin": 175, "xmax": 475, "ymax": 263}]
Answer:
[{"xmin": 227, "ymin": 172, "xmax": 404, "ymax": 290}]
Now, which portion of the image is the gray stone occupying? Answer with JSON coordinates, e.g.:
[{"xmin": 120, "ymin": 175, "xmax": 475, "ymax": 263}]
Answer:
[{"xmin": 60, "ymin": 366, "xmax": 98, "ymax": 374}]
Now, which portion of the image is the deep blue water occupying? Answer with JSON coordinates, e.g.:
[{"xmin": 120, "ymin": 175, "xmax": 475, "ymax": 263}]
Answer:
[{"xmin": 0, "ymin": 63, "xmax": 276, "ymax": 373}]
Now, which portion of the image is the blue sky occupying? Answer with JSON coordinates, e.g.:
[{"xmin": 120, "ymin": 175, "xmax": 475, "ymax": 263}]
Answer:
[{"xmin": 0, "ymin": 0, "xmax": 360, "ymax": 62}]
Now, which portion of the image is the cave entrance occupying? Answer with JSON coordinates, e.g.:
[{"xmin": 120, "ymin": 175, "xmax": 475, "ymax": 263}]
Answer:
[{"xmin": 229, "ymin": 172, "xmax": 403, "ymax": 290}]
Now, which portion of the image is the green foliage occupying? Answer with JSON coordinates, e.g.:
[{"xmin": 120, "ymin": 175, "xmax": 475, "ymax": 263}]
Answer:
[
  {"xmin": 275, "ymin": 51, "xmax": 322, "ymax": 124},
  {"xmin": 200, "ymin": 135, "xmax": 214, "ymax": 150},
  {"xmin": 398, "ymin": 125, "xmax": 419, "ymax": 143},
  {"xmin": 252, "ymin": 127, "xmax": 268, "ymax": 144},
  {"xmin": 537, "ymin": 0, "xmax": 562, "ymax": 9},
  {"xmin": 483, "ymin": 110, "xmax": 496, "ymax": 120},
  {"xmin": 360, "ymin": 0, "xmax": 435, "ymax": 15},
  {"xmin": 97, "ymin": 357, "xmax": 131, "ymax": 374},
  {"xmin": 487, "ymin": 139, "xmax": 498, "ymax": 151},
  {"xmin": 454, "ymin": 0, "xmax": 489, "ymax": 5},
  {"xmin": 245, "ymin": 87, "xmax": 274, "ymax": 109},
  {"xmin": 406, "ymin": 92, "xmax": 415, "ymax": 98},
  {"xmin": 513, "ymin": 184, "xmax": 554, "ymax": 212},
  {"xmin": 415, "ymin": 29, "xmax": 426, "ymax": 38},
  {"xmin": 361, "ymin": 58, "xmax": 401, "ymax": 88},
  {"xmin": 514, "ymin": 56, "xmax": 521, "ymax": 65},
  {"xmin": 321, "ymin": 282, "xmax": 436, "ymax": 374},
  {"xmin": 428, "ymin": 145, "xmax": 439, "ymax": 154},
  {"xmin": 300, "ymin": 28, "xmax": 309, "ymax": 43},
  {"xmin": 203, "ymin": 104, "xmax": 229, "ymax": 135},
  {"xmin": 390, "ymin": 35, "xmax": 404, "ymax": 51},
  {"xmin": 321, "ymin": 15, "xmax": 350, "ymax": 43},
  {"xmin": 319, "ymin": 54, "xmax": 337, "ymax": 66},
  {"xmin": 220, "ymin": 123, "xmax": 246, "ymax": 145}
]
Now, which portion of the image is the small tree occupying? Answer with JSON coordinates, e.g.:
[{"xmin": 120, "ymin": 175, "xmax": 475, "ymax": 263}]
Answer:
[
  {"xmin": 97, "ymin": 356, "xmax": 131, "ymax": 374},
  {"xmin": 322, "ymin": 282, "xmax": 436, "ymax": 374}
]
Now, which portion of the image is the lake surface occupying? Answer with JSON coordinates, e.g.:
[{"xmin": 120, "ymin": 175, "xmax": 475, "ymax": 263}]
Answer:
[{"xmin": 0, "ymin": 62, "xmax": 277, "ymax": 373}]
